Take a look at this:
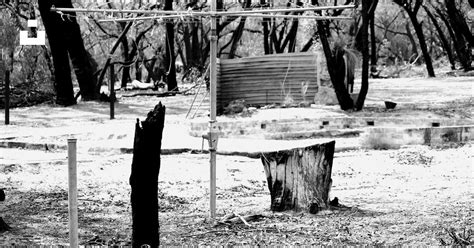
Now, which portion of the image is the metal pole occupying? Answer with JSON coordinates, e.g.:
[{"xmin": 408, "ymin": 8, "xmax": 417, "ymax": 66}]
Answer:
[
  {"xmin": 52, "ymin": 5, "xmax": 355, "ymax": 15},
  {"xmin": 67, "ymin": 139, "xmax": 78, "ymax": 248},
  {"xmin": 4, "ymin": 69, "xmax": 10, "ymax": 125},
  {"xmin": 209, "ymin": 0, "xmax": 218, "ymax": 219},
  {"xmin": 109, "ymin": 64, "xmax": 115, "ymax": 120},
  {"xmin": 99, "ymin": 14, "xmax": 352, "ymax": 23}
]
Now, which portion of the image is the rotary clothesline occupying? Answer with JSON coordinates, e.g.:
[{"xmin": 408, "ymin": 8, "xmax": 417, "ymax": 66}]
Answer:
[
  {"xmin": 52, "ymin": 4, "xmax": 355, "ymax": 22},
  {"xmin": 52, "ymin": 4, "xmax": 355, "ymax": 23},
  {"xmin": 51, "ymin": 4, "xmax": 355, "ymax": 16},
  {"xmin": 50, "ymin": 3, "xmax": 356, "ymax": 220},
  {"xmin": 97, "ymin": 14, "xmax": 351, "ymax": 22}
]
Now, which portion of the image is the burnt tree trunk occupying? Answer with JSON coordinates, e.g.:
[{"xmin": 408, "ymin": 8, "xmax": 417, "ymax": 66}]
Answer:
[
  {"xmin": 261, "ymin": 141, "xmax": 335, "ymax": 213},
  {"xmin": 130, "ymin": 103, "xmax": 165, "ymax": 248}
]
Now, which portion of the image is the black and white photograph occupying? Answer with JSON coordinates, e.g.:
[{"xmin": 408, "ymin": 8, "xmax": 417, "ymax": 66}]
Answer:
[{"xmin": 0, "ymin": 0, "xmax": 473, "ymax": 246}]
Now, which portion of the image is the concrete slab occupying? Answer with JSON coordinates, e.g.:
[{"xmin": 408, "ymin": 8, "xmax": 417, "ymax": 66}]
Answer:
[{"xmin": 0, "ymin": 77, "xmax": 472, "ymax": 157}]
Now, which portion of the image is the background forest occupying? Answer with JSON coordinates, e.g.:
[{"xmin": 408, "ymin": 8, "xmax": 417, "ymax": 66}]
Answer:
[{"xmin": 0, "ymin": 0, "xmax": 473, "ymax": 108}]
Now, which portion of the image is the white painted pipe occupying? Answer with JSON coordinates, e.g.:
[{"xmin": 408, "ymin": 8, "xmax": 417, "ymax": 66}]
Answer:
[{"xmin": 67, "ymin": 139, "xmax": 79, "ymax": 247}]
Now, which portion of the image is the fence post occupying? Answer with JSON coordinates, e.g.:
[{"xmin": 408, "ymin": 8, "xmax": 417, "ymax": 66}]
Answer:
[
  {"xmin": 67, "ymin": 139, "xmax": 78, "ymax": 247},
  {"xmin": 109, "ymin": 64, "xmax": 115, "ymax": 120},
  {"xmin": 4, "ymin": 69, "xmax": 10, "ymax": 125}
]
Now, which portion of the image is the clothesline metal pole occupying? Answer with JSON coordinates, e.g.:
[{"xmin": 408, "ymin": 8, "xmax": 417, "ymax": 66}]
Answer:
[
  {"xmin": 97, "ymin": 14, "xmax": 352, "ymax": 22},
  {"xmin": 208, "ymin": 0, "xmax": 218, "ymax": 220},
  {"xmin": 51, "ymin": 4, "xmax": 355, "ymax": 16}
]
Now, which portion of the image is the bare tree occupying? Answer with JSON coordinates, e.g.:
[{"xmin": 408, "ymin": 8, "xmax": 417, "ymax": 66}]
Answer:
[
  {"xmin": 38, "ymin": 0, "xmax": 99, "ymax": 105},
  {"xmin": 313, "ymin": 0, "xmax": 355, "ymax": 110},
  {"xmin": 431, "ymin": 0, "xmax": 472, "ymax": 71},
  {"xmin": 444, "ymin": 0, "xmax": 473, "ymax": 71},
  {"xmin": 423, "ymin": 5, "xmax": 456, "ymax": 69},
  {"xmin": 392, "ymin": 0, "xmax": 435, "ymax": 77}
]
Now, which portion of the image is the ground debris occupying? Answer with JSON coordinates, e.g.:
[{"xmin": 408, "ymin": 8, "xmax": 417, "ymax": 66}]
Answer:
[
  {"xmin": 217, "ymin": 213, "xmax": 265, "ymax": 227},
  {"xmin": 0, "ymin": 82, "xmax": 54, "ymax": 109},
  {"xmin": 439, "ymin": 227, "xmax": 473, "ymax": 246},
  {"xmin": 82, "ymin": 235, "xmax": 130, "ymax": 246},
  {"xmin": 391, "ymin": 148, "xmax": 434, "ymax": 166}
]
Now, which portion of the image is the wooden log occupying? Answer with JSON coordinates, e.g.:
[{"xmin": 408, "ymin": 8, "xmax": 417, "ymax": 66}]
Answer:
[
  {"xmin": 260, "ymin": 141, "xmax": 335, "ymax": 213},
  {"xmin": 130, "ymin": 102, "xmax": 165, "ymax": 248}
]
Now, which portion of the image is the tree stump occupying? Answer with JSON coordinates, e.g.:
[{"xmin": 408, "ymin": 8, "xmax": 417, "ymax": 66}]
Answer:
[
  {"xmin": 0, "ymin": 189, "xmax": 10, "ymax": 232},
  {"xmin": 261, "ymin": 141, "xmax": 335, "ymax": 213},
  {"xmin": 130, "ymin": 102, "xmax": 165, "ymax": 248}
]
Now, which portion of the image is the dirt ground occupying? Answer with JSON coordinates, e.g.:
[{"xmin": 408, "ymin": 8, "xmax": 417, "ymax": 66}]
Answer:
[
  {"xmin": 0, "ymin": 76, "xmax": 473, "ymax": 245},
  {"xmin": 0, "ymin": 143, "xmax": 472, "ymax": 246}
]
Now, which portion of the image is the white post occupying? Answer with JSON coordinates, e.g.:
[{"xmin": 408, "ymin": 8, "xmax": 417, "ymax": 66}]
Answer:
[
  {"xmin": 209, "ymin": 0, "xmax": 218, "ymax": 219},
  {"xmin": 67, "ymin": 139, "xmax": 79, "ymax": 247}
]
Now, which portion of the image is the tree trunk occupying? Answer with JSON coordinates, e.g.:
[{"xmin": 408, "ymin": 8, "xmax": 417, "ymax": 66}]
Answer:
[
  {"xmin": 407, "ymin": 13, "xmax": 436, "ymax": 77},
  {"xmin": 120, "ymin": 33, "xmax": 131, "ymax": 88},
  {"xmin": 262, "ymin": 18, "xmax": 271, "ymax": 54},
  {"xmin": 445, "ymin": 0, "xmax": 474, "ymax": 47},
  {"xmin": 38, "ymin": 0, "xmax": 99, "ymax": 104},
  {"xmin": 424, "ymin": 6, "xmax": 456, "ymax": 70},
  {"xmin": 227, "ymin": 0, "xmax": 252, "ymax": 59},
  {"xmin": 405, "ymin": 20, "xmax": 418, "ymax": 62},
  {"xmin": 434, "ymin": 7, "xmax": 471, "ymax": 71},
  {"xmin": 283, "ymin": 17, "xmax": 300, "ymax": 53},
  {"xmin": 261, "ymin": 141, "xmax": 335, "ymax": 213},
  {"xmin": 356, "ymin": 0, "xmax": 370, "ymax": 111},
  {"xmin": 135, "ymin": 52, "xmax": 143, "ymax": 82},
  {"xmin": 228, "ymin": 17, "xmax": 248, "ymax": 59},
  {"xmin": 370, "ymin": 14, "xmax": 377, "ymax": 73},
  {"xmin": 317, "ymin": 21, "xmax": 354, "ymax": 110},
  {"xmin": 182, "ymin": 24, "xmax": 193, "ymax": 68},
  {"xmin": 130, "ymin": 102, "xmax": 166, "ymax": 248},
  {"xmin": 445, "ymin": 0, "xmax": 473, "ymax": 71},
  {"xmin": 97, "ymin": 22, "xmax": 133, "ymax": 88},
  {"xmin": 164, "ymin": 0, "xmax": 178, "ymax": 92},
  {"xmin": 353, "ymin": 0, "xmax": 378, "ymax": 52},
  {"xmin": 38, "ymin": 0, "xmax": 75, "ymax": 106},
  {"xmin": 191, "ymin": 22, "xmax": 202, "ymax": 67}
]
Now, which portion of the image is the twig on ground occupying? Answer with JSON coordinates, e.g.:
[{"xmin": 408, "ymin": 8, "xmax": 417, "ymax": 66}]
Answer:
[{"xmin": 234, "ymin": 212, "xmax": 251, "ymax": 227}]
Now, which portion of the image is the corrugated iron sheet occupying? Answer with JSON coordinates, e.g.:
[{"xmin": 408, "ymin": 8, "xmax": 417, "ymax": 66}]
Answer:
[{"xmin": 217, "ymin": 52, "xmax": 330, "ymax": 108}]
